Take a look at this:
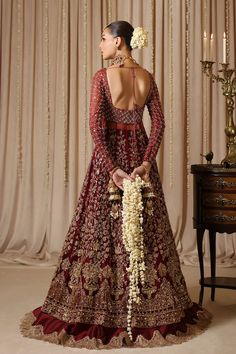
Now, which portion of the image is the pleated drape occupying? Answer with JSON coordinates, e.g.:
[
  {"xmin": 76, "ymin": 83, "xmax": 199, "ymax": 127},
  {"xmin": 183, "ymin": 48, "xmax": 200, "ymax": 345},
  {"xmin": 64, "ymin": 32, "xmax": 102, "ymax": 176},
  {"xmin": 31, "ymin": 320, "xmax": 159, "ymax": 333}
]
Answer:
[{"xmin": 0, "ymin": 0, "xmax": 236, "ymax": 266}]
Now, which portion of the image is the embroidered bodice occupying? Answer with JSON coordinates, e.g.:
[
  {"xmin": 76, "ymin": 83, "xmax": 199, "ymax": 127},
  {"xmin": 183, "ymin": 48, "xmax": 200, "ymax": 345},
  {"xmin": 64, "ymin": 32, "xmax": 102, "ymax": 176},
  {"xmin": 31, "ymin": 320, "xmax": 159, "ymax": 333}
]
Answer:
[{"xmin": 89, "ymin": 67, "xmax": 165, "ymax": 172}]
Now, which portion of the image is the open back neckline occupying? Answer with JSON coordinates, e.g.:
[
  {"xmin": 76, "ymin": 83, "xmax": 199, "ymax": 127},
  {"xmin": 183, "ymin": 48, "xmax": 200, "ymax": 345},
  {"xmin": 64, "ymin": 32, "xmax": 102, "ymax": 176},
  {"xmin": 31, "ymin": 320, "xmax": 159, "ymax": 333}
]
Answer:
[
  {"xmin": 107, "ymin": 66, "xmax": 143, "ymax": 69},
  {"xmin": 103, "ymin": 67, "xmax": 152, "ymax": 112}
]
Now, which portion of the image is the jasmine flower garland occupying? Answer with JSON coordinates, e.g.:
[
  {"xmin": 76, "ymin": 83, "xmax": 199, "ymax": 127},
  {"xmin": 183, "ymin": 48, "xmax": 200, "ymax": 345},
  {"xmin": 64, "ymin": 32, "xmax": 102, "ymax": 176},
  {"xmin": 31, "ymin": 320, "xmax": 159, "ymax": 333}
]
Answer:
[
  {"xmin": 130, "ymin": 27, "xmax": 148, "ymax": 49},
  {"xmin": 122, "ymin": 175, "xmax": 151, "ymax": 341}
]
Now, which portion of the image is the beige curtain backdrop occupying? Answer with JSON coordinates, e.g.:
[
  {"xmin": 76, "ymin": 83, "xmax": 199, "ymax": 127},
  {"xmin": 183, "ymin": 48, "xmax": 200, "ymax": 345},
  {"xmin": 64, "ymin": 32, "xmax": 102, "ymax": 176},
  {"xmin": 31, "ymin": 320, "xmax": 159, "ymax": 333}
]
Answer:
[{"xmin": 0, "ymin": 0, "xmax": 236, "ymax": 266}]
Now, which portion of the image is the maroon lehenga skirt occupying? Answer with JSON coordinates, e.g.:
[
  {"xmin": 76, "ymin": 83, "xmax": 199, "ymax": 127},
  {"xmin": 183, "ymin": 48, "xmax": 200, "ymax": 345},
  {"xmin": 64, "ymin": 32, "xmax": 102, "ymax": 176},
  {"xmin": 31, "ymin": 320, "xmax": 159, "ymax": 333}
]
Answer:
[{"xmin": 20, "ymin": 124, "xmax": 212, "ymax": 349}]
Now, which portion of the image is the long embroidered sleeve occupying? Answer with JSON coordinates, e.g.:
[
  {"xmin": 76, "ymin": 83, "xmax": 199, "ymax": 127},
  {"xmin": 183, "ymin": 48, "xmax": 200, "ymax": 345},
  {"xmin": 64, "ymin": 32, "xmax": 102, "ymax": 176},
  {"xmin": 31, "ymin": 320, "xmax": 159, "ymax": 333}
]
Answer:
[
  {"xmin": 89, "ymin": 70, "xmax": 116, "ymax": 172},
  {"xmin": 143, "ymin": 75, "xmax": 165, "ymax": 163}
]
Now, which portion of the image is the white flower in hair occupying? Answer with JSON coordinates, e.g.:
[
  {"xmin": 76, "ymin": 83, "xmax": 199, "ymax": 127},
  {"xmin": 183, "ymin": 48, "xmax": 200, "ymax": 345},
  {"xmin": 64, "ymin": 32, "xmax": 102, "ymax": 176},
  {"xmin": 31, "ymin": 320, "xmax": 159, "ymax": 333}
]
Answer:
[{"xmin": 130, "ymin": 27, "xmax": 148, "ymax": 49}]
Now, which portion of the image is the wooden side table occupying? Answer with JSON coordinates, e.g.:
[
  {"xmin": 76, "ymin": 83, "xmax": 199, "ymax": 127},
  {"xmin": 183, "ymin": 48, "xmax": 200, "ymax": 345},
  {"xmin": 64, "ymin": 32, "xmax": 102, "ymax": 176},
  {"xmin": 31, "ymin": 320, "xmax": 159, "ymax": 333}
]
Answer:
[{"xmin": 191, "ymin": 164, "xmax": 236, "ymax": 305}]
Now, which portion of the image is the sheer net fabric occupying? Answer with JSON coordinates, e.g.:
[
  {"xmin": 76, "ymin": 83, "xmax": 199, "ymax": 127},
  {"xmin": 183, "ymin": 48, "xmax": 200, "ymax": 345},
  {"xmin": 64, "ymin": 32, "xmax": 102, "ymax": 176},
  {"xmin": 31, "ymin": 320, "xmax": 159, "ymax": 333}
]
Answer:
[{"xmin": 20, "ymin": 67, "xmax": 212, "ymax": 349}]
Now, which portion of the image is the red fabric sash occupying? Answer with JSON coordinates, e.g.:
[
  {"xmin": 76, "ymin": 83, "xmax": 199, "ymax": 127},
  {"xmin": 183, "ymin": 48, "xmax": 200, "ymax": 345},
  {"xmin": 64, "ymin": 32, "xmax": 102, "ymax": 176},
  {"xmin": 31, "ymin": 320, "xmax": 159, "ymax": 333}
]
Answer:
[{"xmin": 105, "ymin": 121, "xmax": 144, "ymax": 131}]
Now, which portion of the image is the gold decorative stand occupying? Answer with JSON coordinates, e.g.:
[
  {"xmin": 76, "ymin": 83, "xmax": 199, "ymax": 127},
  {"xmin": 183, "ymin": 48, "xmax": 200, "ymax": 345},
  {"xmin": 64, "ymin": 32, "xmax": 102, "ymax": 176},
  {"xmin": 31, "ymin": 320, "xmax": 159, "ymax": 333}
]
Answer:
[{"xmin": 201, "ymin": 61, "xmax": 236, "ymax": 166}]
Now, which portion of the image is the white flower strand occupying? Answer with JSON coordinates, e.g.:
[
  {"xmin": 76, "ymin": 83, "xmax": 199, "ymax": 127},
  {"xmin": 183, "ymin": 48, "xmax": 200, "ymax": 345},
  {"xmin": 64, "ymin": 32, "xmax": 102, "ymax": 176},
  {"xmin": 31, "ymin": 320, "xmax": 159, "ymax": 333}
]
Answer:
[
  {"xmin": 130, "ymin": 27, "xmax": 148, "ymax": 49},
  {"xmin": 122, "ymin": 175, "xmax": 149, "ymax": 341}
]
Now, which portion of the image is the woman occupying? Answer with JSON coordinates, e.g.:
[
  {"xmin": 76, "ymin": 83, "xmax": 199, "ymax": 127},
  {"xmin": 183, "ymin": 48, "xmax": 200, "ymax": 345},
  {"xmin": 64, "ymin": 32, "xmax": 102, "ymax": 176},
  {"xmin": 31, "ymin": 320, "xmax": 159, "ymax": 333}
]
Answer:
[{"xmin": 20, "ymin": 20, "xmax": 212, "ymax": 349}]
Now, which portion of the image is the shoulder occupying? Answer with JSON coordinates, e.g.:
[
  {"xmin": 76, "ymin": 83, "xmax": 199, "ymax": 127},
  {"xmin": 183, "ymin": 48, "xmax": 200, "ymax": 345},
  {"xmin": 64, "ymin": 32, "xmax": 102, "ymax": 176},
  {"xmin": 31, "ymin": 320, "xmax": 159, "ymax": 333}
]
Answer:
[
  {"xmin": 142, "ymin": 68, "xmax": 155, "ymax": 81},
  {"xmin": 132, "ymin": 67, "xmax": 156, "ymax": 88},
  {"xmin": 144, "ymin": 70, "xmax": 158, "ymax": 92},
  {"xmin": 92, "ymin": 68, "xmax": 105, "ymax": 82}
]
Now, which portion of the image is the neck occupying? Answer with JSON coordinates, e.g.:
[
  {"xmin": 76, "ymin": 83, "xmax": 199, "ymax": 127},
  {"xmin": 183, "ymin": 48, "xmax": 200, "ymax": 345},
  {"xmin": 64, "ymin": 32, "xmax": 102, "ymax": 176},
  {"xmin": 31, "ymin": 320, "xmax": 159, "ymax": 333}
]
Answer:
[
  {"xmin": 114, "ymin": 53, "xmax": 136, "ymax": 63},
  {"xmin": 110, "ymin": 52, "xmax": 138, "ymax": 67},
  {"xmin": 116, "ymin": 49, "xmax": 132, "ymax": 57}
]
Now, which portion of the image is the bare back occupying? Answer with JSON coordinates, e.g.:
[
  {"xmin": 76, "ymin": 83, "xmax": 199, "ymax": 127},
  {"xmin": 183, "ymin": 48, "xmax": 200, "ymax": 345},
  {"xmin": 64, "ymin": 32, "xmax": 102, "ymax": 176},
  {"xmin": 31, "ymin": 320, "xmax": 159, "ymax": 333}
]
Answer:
[{"xmin": 106, "ymin": 66, "xmax": 150, "ymax": 111}]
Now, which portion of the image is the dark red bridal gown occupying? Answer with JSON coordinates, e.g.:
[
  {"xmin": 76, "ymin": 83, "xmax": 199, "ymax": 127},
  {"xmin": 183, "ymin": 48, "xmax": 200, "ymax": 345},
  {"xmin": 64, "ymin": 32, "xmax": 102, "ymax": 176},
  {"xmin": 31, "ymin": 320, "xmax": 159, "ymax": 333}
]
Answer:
[{"xmin": 20, "ymin": 67, "xmax": 212, "ymax": 349}]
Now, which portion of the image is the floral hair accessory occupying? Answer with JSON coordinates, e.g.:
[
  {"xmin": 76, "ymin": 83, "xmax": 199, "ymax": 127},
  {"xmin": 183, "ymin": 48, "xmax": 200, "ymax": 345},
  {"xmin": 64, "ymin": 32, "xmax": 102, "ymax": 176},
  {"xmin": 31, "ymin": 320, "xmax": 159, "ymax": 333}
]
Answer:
[{"xmin": 130, "ymin": 26, "xmax": 148, "ymax": 49}]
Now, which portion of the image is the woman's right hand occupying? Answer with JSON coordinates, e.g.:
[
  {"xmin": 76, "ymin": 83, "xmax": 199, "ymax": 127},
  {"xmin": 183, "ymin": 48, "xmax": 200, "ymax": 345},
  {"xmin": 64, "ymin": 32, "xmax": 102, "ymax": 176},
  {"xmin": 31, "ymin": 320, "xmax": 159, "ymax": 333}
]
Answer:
[{"xmin": 112, "ymin": 168, "xmax": 134, "ymax": 191}]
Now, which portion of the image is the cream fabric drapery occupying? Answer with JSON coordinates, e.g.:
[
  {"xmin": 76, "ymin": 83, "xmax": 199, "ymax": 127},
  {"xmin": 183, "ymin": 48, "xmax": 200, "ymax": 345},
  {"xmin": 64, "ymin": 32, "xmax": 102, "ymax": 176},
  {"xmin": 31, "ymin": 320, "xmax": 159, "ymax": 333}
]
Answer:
[{"xmin": 0, "ymin": 0, "xmax": 236, "ymax": 266}]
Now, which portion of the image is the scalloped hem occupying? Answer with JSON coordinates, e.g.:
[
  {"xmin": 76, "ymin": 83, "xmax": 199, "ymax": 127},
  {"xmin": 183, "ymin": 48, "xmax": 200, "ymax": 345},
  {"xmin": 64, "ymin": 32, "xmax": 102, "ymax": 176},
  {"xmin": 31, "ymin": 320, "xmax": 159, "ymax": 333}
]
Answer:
[{"xmin": 19, "ymin": 305, "xmax": 212, "ymax": 349}]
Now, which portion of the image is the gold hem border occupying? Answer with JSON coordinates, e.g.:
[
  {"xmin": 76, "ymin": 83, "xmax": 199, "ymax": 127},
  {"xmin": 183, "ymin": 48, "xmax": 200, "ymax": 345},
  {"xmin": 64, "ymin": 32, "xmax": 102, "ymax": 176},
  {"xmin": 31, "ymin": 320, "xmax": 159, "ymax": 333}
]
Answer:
[{"xmin": 19, "ymin": 309, "xmax": 212, "ymax": 349}]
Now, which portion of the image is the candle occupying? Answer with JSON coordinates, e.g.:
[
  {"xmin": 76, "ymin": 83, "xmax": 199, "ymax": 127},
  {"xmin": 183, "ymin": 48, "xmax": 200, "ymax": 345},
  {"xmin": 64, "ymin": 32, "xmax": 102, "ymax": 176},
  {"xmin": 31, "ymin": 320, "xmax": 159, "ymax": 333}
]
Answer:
[
  {"xmin": 223, "ymin": 32, "xmax": 226, "ymax": 63},
  {"xmin": 210, "ymin": 33, "xmax": 213, "ymax": 61},
  {"xmin": 203, "ymin": 31, "xmax": 207, "ymax": 60}
]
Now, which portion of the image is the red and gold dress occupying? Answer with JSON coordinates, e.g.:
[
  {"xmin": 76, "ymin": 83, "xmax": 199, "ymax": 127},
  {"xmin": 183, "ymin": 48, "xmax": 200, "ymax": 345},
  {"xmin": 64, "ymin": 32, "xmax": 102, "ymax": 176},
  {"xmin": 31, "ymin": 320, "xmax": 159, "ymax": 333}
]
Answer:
[{"xmin": 20, "ymin": 67, "xmax": 212, "ymax": 349}]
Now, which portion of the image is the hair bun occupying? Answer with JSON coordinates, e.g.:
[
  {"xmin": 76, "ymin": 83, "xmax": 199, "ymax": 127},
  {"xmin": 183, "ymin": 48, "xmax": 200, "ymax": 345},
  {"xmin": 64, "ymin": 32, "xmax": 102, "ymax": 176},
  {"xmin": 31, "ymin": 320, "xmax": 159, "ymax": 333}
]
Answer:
[{"xmin": 130, "ymin": 27, "xmax": 148, "ymax": 49}]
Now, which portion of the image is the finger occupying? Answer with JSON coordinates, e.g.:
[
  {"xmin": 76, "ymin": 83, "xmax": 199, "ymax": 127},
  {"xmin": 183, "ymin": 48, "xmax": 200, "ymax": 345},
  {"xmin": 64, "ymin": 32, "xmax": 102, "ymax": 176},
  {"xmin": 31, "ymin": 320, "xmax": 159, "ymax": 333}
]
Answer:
[{"xmin": 126, "ymin": 174, "xmax": 134, "ymax": 181}]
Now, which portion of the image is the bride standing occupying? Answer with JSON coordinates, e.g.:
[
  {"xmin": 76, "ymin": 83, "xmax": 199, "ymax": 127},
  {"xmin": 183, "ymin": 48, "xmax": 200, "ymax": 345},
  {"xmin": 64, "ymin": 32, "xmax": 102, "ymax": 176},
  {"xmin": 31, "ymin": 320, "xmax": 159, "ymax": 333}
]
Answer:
[{"xmin": 20, "ymin": 20, "xmax": 212, "ymax": 349}]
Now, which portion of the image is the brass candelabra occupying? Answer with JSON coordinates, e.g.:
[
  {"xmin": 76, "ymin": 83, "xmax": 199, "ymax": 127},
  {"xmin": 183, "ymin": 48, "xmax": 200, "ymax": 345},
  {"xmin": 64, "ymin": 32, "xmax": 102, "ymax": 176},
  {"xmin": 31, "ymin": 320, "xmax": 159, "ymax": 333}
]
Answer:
[{"xmin": 201, "ymin": 61, "xmax": 236, "ymax": 166}]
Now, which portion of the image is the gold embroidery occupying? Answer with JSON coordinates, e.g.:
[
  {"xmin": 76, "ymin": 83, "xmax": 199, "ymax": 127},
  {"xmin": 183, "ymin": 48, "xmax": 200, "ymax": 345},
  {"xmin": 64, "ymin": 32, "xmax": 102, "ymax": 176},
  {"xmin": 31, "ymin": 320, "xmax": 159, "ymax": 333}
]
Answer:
[
  {"xmin": 110, "ymin": 267, "xmax": 125, "ymax": 300},
  {"xmin": 68, "ymin": 261, "xmax": 82, "ymax": 289},
  {"xmin": 20, "ymin": 309, "xmax": 212, "ymax": 349},
  {"xmin": 158, "ymin": 263, "xmax": 167, "ymax": 277},
  {"xmin": 83, "ymin": 263, "xmax": 99, "ymax": 295},
  {"xmin": 108, "ymin": 178, "xmax": 122, "ymax": 219},
  {"xmin": 144, "ymin": 199, "xmax": 154, "ymax": 215},
  {"xmin": 61, "ymin": 257, "xmax": 70, "ymax": 270},
  {"xmin": 110, "ymin": 202, "xmax": 120, "ymax": 219},
  {"xmin": 141, "ymin": 265, "xmax": 158, "ymax": 299}
]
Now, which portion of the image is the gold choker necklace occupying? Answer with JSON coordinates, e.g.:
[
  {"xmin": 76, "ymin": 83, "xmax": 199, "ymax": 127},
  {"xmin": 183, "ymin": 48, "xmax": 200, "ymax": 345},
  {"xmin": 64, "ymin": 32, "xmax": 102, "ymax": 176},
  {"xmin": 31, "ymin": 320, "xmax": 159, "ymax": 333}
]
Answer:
[{"xmin": 110, "ymin": 54, "xmax": 137, "ymax": 67}]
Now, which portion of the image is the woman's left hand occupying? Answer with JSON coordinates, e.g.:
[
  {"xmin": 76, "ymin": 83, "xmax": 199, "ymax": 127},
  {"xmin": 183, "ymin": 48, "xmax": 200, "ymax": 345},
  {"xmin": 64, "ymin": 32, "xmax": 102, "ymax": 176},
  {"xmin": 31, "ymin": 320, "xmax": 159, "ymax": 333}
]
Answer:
[{"xmin": 130, "ymin": 165, "xmax": 150, "ymax": 182}]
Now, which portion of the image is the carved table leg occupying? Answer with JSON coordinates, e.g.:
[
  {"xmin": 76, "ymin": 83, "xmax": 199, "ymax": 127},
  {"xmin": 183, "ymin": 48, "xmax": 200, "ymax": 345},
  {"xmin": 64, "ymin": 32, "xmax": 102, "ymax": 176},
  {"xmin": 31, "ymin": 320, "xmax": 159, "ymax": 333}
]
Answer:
[
  {"xmin": 209, "ymin": 229, "xmax": 216, "ymax": 301},
  {"xmin": 197, "ymin": 228, "xmax": 205, "ymax": 306}
]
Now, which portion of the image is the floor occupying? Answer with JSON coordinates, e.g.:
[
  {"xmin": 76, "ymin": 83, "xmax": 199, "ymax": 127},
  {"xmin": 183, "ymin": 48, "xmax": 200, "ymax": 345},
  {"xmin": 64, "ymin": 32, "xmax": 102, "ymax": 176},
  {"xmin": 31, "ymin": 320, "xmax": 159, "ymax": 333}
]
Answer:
[{"xmin": 0, "ymin": 262, "xmax": 235, "ymax": 354}]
